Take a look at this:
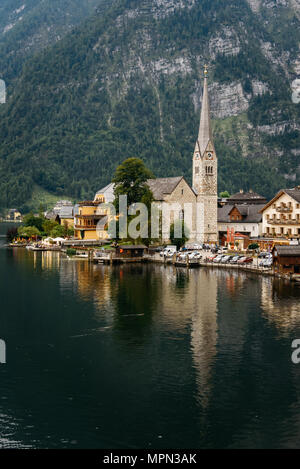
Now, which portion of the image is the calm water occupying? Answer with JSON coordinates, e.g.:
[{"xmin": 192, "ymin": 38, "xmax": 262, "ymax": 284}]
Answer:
[{"xmin": 1, "ymin": 223, "xmax": 300, "ymax": 448}]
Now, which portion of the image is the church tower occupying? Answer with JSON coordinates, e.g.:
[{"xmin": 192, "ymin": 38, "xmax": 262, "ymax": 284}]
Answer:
[{"xmin": 192, "ymin": 66, "xmax": 218, "ymax": 243}]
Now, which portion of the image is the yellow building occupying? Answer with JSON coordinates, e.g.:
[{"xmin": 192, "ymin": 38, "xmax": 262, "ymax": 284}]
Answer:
[
  {"xmin": 74, "ymin": 198, "xmax": 110, "ymax": 241},
  {"xmin": 56, "ymin": 205, "xmax": 75, "ymax": 229},
  {"xmin": 74, "ymin": 184, "xmax": 116, "ymax": 241}
]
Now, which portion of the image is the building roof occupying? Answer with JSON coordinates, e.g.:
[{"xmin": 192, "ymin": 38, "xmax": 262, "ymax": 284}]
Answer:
[
  {"xmin": 95, "ymin": 182, "xmax": 115, "ymax": 196},
  {"xmin": 274, "ymin": 245, "xmax": 300, "ymax": 256},
  {"xmin": 260, "ymin": 187, "xmax": 300, "ymax": 212},
  {"xmin": 93, "ymin": 177, "xmax": 195, "ymax": 204},
  {"xmin": 218, "ymin": 204, "xmax": 265, "ymax": 223},
  {"xmin": 147, "ymin": 177, "xmax": 184, "ymax": 200},
  {"xmin": 58, "ymin": 206, "xmax": 74, "ymax": 218},
  {"xmin": 45, "ymin": 210, "xmax": 57, "ymax": 220},
  {"xmin": 283, "ymin": 188, "xmax": 300, "ymax": 203},
  {"xmin": 118, "ymin": 245, "xmax": 147, "ymax": 250},
  {"xmin": 228, "ymin": 191, "xmax": 267, "ymax": 205}
]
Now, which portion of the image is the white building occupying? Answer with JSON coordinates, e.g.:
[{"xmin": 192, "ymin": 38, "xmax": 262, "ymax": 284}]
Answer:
[{"xmin": 260, "ymin": 187, "xmax": 300, "ymax": 239}]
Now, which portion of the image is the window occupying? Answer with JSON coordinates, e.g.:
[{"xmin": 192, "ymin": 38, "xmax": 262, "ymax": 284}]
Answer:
[
  {"xmin": 181, "ymin": 189, "xmax": 184, "ymax": 195},
  {"xmin": 195, "ymin": 166, "xmax": 199, "ymax": 174}
]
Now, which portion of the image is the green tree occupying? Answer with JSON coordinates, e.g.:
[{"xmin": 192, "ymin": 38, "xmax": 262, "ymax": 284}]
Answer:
[
  {"xmin": 50, "ymin": 224, "xmax": 65, "ymax": 238},
  {"xmin": 23, "ymin": 213, "xmax": 45, "ymax": 232},
  {"xmin": 42, "ymin": 219, "xmax": 58, "ymax": 235},
  {"xmin": 112, "ymin": 158, "xmax": 155, "ymax": 243},
  {"xmin": 113, "ymin": 158, "xmax": 154, "ymax": 207},
  {"xmin": 170, "ymin": 220, "xmax": 189, "ymax": 250},
  {"xmin": 18, "ymin": 226, "xmax": 41, "ymax": 238},
  {"xmin": 219, "ymin": 191, "xmax": 230, "ymax": 198}
]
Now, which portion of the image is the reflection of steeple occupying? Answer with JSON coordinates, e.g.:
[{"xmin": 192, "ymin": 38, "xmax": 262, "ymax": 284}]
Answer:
[
  {"xmin": 197, "ymin": 65, "xmax": 212, "ymax": 156},
  {"xmin": 190, "ymin": 269, "xmax": 218, "ymax": 409}
]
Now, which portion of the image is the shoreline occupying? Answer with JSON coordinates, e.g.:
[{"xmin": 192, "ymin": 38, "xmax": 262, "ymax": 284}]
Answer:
[{"xmin": 5, "ymin": 244, "xmax": 300, "ymax": 284}]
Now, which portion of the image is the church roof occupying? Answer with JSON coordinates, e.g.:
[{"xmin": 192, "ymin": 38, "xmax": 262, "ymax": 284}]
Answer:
[
  {"xmin": 197, "ymin": 72, "xmax": 212, "ymax": 156},
  {"xmin": 147, "ymin": 177, "xmax": 184, "ymax": 200}
]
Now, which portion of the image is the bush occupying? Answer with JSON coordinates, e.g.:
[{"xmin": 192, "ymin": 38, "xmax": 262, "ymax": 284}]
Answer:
[
  {"xmin": 66, "ymin": 248, "xmax": 76, "ymax": 256},
  {"xmin": 248, "ymin": 243, "xmax": 259, "ymax": 250}
]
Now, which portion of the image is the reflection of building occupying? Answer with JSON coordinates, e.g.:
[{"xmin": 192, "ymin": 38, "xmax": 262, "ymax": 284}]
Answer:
[
  {"xmin": 190, "ymin": 270, "xmax": 218, "ymax": 408},
  {"xmin": 261, "ymin": 276, "xmax": 300, "ymax": 333}
]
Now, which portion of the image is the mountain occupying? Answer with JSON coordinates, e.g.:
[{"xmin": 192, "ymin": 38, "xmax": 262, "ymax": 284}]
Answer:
[
  {"xmin": 0, "ymin": 0, "xmax": 113, "ymax": 80},
  {"xmin": 0, "ymin": 0, "xmax": 299, "ymax": 211}
]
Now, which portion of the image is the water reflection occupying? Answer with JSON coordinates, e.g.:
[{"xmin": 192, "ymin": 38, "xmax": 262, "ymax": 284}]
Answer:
[
  {"xmin": 2, "ymin": 245, "xmax": 300, "ymax": 448},
  {"xmin": 261, "ymin": 277, "xmax": 300, "ymax": 336}
]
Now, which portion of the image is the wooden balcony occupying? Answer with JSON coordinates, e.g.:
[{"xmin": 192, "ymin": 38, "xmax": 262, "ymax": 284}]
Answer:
[
  {"xmin": 268, "ymin": 219, "xmax": 300, "ymax": 225},
  {"xmin": 276, "ymin": 207, "xmax": 293, "ymax": 213}
]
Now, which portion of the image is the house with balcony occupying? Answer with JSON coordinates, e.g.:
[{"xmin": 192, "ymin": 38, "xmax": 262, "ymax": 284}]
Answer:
[
  {"xmin": 260, "ymin": 187, "xmax": 300, "ymax": 240},
  {"xmin": 74, "ymin": 186, "xmax": 114, "ymax": 241}
]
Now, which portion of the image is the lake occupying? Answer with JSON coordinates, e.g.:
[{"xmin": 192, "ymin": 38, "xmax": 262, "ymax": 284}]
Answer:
[{"xmin": 0, "ymin": 223, "xmax": 300, "ymax": 448}]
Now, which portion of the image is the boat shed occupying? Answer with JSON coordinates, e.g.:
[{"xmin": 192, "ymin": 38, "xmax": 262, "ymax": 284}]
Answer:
[{"xmin": 272, "ymin": 245, "xmax": 300, "ymax": 274}]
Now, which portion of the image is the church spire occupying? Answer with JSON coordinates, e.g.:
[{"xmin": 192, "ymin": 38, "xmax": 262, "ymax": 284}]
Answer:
[{"xmin": 198, "ymin": 65, "xmax": 212, "ymax": 156}]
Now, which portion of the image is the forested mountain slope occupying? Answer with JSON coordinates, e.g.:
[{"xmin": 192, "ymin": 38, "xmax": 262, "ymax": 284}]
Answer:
[{"xmin": 0, "ymin": 0, "xmax": 299, "ymax": 210}]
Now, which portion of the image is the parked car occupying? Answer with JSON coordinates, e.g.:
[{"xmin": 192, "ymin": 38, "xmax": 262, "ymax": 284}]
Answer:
[
  {"xmin": 263, "ymin": 258, "xmax": 273, "ymax": 268},
  {"xmin": 212, "ymin": 255, "xmax": 223, "ymax": 263},
  {"xmin": 193, "ymin": 252, "xmax": 202, "ymax": 260},
  {"xmin": 259, "ymin": 257, "xmax": 273, "ymax": 268},
  {"xmin": 223, "ymin": 255, "xmax": 234, "ymax": 264},
  {"xmin": 229, "ymin": 255, "xmax": 241, "ymax": 264},
  {"xmin": 238, "ymin": 257, "xmax": 253, "ymax": 264}
]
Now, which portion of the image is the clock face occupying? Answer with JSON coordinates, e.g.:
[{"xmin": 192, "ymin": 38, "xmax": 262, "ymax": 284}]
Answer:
[{"xmin": 207, "ymin": 152, "xmax": 213, "ymax": 160}]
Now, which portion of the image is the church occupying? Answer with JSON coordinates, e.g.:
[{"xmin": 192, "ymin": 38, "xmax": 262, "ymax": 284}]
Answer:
[{"xmin": 75, "ymin": 67, "xmax": 218, "ymax": 244}]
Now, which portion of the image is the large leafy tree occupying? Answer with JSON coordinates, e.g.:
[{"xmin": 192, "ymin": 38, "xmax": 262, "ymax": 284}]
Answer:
[
  {"xmin": 112, "ymin": 158, "xmax": 155, "ymax": 244},
  {"xmin": 112, "ymin": 158, "xmax": 154, "ymax": 207}
]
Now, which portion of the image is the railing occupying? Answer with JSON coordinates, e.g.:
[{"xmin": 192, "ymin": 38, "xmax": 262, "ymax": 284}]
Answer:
[
  {"xmin": 276, "ymin": 207, "xmax": 293, "ymax": 213},
  {"xmin": 74, "ymin": 224, "xmax": 98, "ymax": 230},
  {"xmin": 268, "ymin": 219, "xmax": 300, "ymax": 225}
]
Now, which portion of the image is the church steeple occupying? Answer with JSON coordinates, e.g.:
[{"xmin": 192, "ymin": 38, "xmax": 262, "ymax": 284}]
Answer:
[
  {"xmin": 192, "ymin": 66, "xmax": 218, "ymax": 244},
  {"xmin": 197, "ymin": 65, "xmax": 212, "ymax": 156}
]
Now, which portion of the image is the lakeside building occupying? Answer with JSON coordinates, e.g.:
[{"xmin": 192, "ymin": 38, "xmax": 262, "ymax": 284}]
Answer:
[
  {"xmin": 6, "ymin": 209, "xmax": 22, "ymax": 221},
  {"xmin": 260, "ymin": 187, "xmax": 300, "ymax": 240},
  {"xmin": 272, "ymin": 245, "xmax": 300, "ymax": 275},
  {"xmin": 56, "ymin": 205, "xmax": 75, "ymax": 229},
  {"xmin": 218, "ymin": 190, "xmax": 267, "ymax": 248}
]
